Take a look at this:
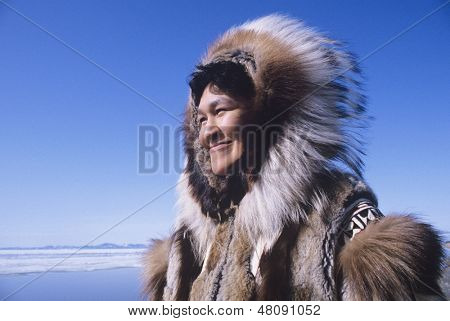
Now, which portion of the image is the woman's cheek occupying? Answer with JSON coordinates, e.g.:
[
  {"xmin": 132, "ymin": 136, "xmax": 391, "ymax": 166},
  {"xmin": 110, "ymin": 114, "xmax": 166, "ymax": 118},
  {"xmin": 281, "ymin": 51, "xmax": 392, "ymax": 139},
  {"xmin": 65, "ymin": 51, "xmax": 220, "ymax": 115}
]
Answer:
[{"xmin": 223, "ymin": 113, "xmax": 244, "ymax": 137}]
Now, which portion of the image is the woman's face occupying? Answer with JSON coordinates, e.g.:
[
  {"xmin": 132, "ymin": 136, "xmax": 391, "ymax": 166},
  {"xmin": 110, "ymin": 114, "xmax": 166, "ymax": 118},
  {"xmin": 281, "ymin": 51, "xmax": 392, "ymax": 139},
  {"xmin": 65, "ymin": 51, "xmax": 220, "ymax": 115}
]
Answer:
[{"xmin": 198, "ymin": 84, "xmax": 248, "ymax": 175}]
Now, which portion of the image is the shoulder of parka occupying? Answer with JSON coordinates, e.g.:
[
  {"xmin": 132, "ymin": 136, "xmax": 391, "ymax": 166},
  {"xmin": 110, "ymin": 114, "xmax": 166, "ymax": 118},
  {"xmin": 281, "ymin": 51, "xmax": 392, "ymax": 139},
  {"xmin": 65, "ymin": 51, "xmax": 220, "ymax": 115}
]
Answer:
[
  {"xmin": 141, "ymin": 237, "xmax": 171, "ymax": 301},
  {"xmin": 322, "ymin": 174, "xmax": 446, "ymax": 300},
  {"xmin": 337, "ymin": 214, "xmax": 445, "ymax": 300}
]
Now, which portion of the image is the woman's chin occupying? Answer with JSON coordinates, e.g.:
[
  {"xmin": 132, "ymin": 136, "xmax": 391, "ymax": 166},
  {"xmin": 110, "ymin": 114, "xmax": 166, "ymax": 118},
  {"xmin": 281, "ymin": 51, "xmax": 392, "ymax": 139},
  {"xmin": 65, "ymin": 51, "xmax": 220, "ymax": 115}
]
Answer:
[
  {"xmin": 211, "ymin": 154, "xmax": 246, "ymax": 176},
  {"xmin": 211, "ymin": 166, "xmax": 228, "ymax": 176},
  {"xmin": 211, "ymin": 161, "xmax": 236, "ymax": 176}
]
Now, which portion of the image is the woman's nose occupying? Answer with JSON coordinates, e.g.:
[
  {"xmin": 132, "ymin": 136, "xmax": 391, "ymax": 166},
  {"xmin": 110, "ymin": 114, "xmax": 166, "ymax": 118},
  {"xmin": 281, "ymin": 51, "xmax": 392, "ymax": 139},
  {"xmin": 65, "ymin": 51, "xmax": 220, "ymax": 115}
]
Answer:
[{"xmin": 201, "ymin": 122, "xmax": 221, "ymax": 148}]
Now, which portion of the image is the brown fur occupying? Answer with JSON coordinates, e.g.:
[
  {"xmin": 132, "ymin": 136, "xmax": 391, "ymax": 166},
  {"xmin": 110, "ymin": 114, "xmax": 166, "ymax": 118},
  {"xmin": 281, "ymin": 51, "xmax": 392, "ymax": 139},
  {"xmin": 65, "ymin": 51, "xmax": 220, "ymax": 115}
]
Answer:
[
  {"xmin": 217, "ymin": 226, "xmax": 256, "ymax": 300},
  {"xmin": 338, "ymin": 215, "xmax": 445, "ymax": 300},
  {"xmin": 172, "ymin": 228, "xmax": 203, "ymax": 300},
  {"xmin": 256, "ymin": 224, "xmax": 300, "ymax": 300},
  {"xmin": 189, "ymin": 218, "xmax": 235, "ymax": 300},
  {"xmin": 141, "ymin": 238, "xmax": 171, "ymax": 300}
]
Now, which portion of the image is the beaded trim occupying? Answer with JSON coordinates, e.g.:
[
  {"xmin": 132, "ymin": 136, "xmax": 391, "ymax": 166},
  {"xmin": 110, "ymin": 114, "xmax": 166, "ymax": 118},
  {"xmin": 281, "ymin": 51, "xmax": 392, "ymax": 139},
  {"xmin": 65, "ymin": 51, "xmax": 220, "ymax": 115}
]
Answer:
[{"xmin": 343, "ymin": 199, "xmax": 384, "ymax": 241}]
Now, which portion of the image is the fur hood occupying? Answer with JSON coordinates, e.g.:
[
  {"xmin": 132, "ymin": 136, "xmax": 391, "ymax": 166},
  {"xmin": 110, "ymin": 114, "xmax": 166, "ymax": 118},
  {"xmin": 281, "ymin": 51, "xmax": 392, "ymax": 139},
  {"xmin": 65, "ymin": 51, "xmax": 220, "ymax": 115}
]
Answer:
[
  {"xmin": 182, "ymin": 14, "xmax": 367, "ymax": 248},
  {"xmin": 142, "ymin": 14, "xmax": 445, "ymax": 301}
]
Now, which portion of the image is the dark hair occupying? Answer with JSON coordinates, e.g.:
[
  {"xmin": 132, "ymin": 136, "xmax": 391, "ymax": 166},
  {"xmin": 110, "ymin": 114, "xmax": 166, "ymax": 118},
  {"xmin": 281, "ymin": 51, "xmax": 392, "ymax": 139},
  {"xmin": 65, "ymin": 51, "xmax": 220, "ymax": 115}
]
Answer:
[{"xmin": 189, "ymin": 60, "xmax": 255, "ymax": 106}]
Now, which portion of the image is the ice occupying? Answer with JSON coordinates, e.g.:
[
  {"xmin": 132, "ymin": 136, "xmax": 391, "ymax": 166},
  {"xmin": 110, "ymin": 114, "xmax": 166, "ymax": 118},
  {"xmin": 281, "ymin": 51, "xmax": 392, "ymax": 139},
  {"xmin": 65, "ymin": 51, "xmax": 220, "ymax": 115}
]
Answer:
[{"xmin": 0, "ymin": 248, "xmax": 146, "ymax": 275}]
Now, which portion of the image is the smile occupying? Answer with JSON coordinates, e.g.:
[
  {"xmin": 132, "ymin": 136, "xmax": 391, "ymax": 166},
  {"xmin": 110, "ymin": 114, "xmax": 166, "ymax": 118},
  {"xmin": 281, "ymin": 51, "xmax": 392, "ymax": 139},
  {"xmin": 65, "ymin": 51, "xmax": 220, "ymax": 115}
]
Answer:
[{"xmin": 210, "ymin": 141, "xmax": 232, "ymax": 152}]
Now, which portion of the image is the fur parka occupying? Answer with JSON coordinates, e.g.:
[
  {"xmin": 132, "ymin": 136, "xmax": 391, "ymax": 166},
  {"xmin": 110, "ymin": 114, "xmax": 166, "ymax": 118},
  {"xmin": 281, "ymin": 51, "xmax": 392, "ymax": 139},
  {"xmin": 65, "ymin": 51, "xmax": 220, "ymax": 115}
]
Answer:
[{"xmin": 142, "ymin": 14, "xmax": 445, "ymax": 301}]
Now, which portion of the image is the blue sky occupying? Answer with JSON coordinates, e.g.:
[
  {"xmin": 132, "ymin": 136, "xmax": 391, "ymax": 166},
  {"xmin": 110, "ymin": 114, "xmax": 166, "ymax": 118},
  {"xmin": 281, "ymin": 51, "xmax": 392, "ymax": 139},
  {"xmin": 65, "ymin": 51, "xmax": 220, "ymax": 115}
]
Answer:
[{"xmin": 0, "ymin": 0, "xmax": 449, "ymax": 247}]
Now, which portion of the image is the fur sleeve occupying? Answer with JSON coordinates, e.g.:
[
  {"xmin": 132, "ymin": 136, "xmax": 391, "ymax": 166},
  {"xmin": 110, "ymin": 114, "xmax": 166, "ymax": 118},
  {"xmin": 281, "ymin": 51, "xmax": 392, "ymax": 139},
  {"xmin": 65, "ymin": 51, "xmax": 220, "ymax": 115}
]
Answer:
[
  {"xmin": 338, "ymin": 215, "xmax": 445, "ymax": 300},
  {"xmin": 141, "ymin": 238, "xmax": 171, "ymax": 301}
]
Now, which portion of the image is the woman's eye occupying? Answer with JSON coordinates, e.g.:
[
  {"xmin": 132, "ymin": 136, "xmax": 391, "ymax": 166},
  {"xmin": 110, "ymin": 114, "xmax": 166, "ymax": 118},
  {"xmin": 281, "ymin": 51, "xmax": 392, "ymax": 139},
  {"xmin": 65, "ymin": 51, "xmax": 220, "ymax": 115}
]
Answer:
[
  {"xmin": 216, "ymin": 108, "xmax": 226, "ymax": 115},
  {"xmin": 199, "ymin": 117, "xmax": 207, "ymax": 125}
]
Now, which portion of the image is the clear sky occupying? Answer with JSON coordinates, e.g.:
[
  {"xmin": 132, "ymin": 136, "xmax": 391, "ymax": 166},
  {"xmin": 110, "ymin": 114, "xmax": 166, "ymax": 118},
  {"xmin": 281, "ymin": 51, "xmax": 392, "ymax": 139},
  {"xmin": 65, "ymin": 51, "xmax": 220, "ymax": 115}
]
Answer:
[{"xmin": 0, "ymin": 0, "xmax": 449, "ymax": 247}]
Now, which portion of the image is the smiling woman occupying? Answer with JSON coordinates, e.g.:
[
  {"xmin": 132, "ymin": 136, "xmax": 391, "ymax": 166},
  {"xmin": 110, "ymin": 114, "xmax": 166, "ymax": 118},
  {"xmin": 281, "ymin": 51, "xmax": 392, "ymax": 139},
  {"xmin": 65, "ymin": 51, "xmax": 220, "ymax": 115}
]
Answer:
[
  {"xmin": 142, "ymin": 14, "xmax": 445, "ymax": 301},
  {"xmin": 197, "ymin": 84, "xmax": 247, "ymax": 175},
  {"xmin": 190, "ymin": 57, "xmax": 258, "ymax": 178}
]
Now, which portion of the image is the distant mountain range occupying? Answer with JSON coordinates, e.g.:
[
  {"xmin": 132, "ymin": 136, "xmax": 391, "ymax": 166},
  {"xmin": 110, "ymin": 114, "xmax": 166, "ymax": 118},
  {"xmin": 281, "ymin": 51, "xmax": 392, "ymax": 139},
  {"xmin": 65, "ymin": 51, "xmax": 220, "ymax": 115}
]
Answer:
[
  {"xmin": 2, "ymin": 242, "xmax": 449, "ymax": 250},
  {"xmin": 0, "ymin": 243, "xmax": 147, "ymax": 250}
]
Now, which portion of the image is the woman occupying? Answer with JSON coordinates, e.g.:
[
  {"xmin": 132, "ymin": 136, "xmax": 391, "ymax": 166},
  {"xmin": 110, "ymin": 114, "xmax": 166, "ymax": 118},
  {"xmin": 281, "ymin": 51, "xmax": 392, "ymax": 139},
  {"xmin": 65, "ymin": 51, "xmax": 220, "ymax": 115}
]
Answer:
[{"xmin": 142, "ymin": 14, "xmax": 445, "ymax": 300}]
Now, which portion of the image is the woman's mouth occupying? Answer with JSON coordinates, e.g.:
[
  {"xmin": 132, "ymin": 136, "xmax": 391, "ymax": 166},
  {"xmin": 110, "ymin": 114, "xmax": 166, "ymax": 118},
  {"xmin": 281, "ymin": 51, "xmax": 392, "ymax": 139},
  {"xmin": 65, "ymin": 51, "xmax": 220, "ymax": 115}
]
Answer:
[{"xmin": 210, "ymin": 141, "xmax": 232, "ymax": 152}]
